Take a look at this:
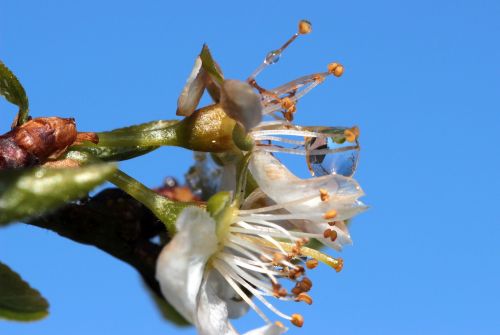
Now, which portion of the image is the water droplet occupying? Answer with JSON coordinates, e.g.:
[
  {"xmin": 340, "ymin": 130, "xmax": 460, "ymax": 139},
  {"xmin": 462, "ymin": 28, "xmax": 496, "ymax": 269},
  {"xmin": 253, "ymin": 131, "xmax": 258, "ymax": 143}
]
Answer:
[
  {"xmin": 265, "ymin": 50, "xmax": 281, "ymax": 64},
  {"xmin": 305, "ymin": 129, "xmax": 359, "ymax": 177},
  {"xmin": 185, "ymin": 152, "xmax": 223, "ymax": 200}
]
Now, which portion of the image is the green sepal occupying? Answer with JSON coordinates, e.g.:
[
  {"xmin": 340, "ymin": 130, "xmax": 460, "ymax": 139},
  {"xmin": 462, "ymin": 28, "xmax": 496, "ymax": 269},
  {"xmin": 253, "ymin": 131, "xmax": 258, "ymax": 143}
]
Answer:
[
  {"xmin": 0, "ymin": 61, "xmax": 29, "ymax": 126},
  {"xmin": 0, "ymin": 262, "xmax": 49, "ymax": 322},
  {"xmin": 200, "ymin": 44, "xmax": 224, "ymax": 85},
  {"xmin": 0, "ymin": 163, "xmax": 117, "ymax": 225}
]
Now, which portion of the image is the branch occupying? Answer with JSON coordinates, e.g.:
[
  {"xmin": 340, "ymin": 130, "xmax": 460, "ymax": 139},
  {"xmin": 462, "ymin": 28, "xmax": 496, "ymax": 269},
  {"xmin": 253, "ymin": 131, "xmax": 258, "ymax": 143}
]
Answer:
[{"xmin": 26, "ymin": 188, "xmax": 167, "ymax": 297}]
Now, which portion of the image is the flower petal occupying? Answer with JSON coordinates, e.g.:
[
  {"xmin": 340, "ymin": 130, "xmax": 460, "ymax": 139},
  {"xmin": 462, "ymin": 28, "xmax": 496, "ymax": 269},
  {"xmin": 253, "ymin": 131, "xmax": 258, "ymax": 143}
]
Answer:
[
  {"xmin": 220, "ymin": 80, "xmax": 263, "ymax": 131},
  {"xmin": 249, "ymin": 151, "xmax": 365, "ymax": 221},
  {"xmin": 244, "ymin": 324, "xmax": 287, "ymax": 335},
  {"xmin": 195, "ymin": 271, "xmax": 239, "ymax": 335},
  {"xmin": 156, "ymin": 207, "xmax": 218, "ymax": 323}
]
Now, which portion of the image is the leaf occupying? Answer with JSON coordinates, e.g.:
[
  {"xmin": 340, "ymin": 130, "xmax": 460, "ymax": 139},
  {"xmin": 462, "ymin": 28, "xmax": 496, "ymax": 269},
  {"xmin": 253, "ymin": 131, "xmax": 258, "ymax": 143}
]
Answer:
[
  {"xmin": 0, "ymin": 163, "xmax": 117, "ymax": 225},
  {"xmin": 0, "ymin": 61, "xmax": 29, "ymax": 125},
  {"xmin": 0, "ymin": 262, "xmax": 49, "ymax": 321}
]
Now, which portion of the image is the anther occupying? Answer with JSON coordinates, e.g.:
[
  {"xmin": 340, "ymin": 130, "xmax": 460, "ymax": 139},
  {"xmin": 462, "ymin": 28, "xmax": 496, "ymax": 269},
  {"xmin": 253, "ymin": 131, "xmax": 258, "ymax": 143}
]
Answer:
[
  {"xmin": 291, "ymin": 314, "xmax": 304, "ymax": 327},
  {"xmin": 333, "ymin": 257, "xmax": 344, "ymax": 272},
  {"xmin": 306, "ymin": 259, "xmax": 319, "ymax": 269},
  {"xmin": 328, "ymin": 221, "xmax": 337, "ymax": 226},
  {"xmin": 295, "ymin": 292, "xmax": 313, "ymax": 305},
  {"xmin": 275, "ymin": 321, "xmax": 285, "ymax": 328},
  {"xmin": 323, "ymin": 228, "xmax": 332, "ymax": 238},
  {"xmin": 300, "ymin": 277, "xmax": 313, "ymax": 291},
  {"xmin": 323, "ymin": 209, "xmax": 338, "ymax": 220},
  {"xmin": 298, "ymin": 20, "xmax": 312, "ymax": 35},
  {"xmin": 319, "ymin": 188, "xmax": 330, "ymax": 202},
  {"xmin": 344, "ymin": 128, "xmax": 357, "ymax": 142},
  {"xmin": 329, "ymin": 229, "xmax": 338, "ymax": 242},
  {"xmin": 328, "ymin": 62, "xmax": 345, "ymax": 77},
  {"xmin": 278, "ymin": 288, "xmax": 288, "ymax": 297},
  {"xmin": 292, "ymin": 286, "xmax": 302, "ymax": 296}
]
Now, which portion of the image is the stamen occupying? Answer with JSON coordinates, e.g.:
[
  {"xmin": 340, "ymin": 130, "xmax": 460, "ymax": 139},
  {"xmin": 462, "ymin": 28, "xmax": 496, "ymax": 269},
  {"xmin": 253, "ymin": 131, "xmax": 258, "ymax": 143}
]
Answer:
[
  {"xmin": 306, "ymin": 259, "xmax": 319, "ymax": 269},
  {"xmin": 248, "ymin": 20, "xmax": 311, "ymax": 82},
  {"xmin": 324, "ymin": 209, "xmax": 338, "ymax": 220},
  {"xmin": 298, "ymin": 20, "xmax": 312, "ymax": 35},
  {"xmin": 291, "ymin": 314, "xmax": 304, "ymax": 327},
  {"xmin": 328, "ymin": 62, "xmax": 344, "ymax": 77},
  {"xmin": 329, "ymin": 229, "xmax": 338, "ymax": 242},
  {"xmin": 300, "ymin": 277, "xmax": 313, "ymax": 291},
  {"xmin": 295, "ymin": 292, "xmax": 313, "ymax": 305},
  {"xmin": 218, "ymin": 261, "xmax": 294, "ymax": 321},
  {"xmin": 344, "ymin": 127, "xmax": 359, "ymax": 142},
  {"xmin": 319, "ymin": 188, "xmax": 330, "ymax": 202},
  {"xmin": 214, "ymin": 261, "xmax": 271, "ymax": 324},
  {"xmin": 323, "ymin": 228, "xmax": 333, "ymax": 238}
]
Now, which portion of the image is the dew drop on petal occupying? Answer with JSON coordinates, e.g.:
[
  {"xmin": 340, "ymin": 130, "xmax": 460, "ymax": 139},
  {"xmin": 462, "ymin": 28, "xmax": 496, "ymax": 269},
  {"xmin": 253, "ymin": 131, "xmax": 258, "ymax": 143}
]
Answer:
[{"xmin": 305, "ymin": 131, "xmax": 359, "ymax": 177}]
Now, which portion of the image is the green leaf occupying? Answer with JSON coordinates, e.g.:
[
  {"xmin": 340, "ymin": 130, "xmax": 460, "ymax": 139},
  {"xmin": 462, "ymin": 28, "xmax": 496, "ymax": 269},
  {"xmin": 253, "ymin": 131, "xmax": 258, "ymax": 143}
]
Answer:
[
  {"xmin": 0, "ymin": 262, "xmax": 49, "ymax": 322},
  {"xmin": 0, "ymin": 163, "xmax": 117, "ymax": 225},
  {"xmin": 0, "ymin": 61, "xmax": 29, "ymax": 125}
]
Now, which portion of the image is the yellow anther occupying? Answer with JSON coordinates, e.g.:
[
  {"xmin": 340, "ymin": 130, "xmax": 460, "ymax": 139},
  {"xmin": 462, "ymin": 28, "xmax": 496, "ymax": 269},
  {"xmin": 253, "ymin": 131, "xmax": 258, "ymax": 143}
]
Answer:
[
  {"xmin": 344, "ymin": 128, "xmax": 357, "ymax": 142},
  {"xmin": 333, "ymin": 257, "xmax": 344, "ymax": 272},
  {"xmin": 319, "ymin": 188, "xmax": 330, "ymax": 202},
  {"xmin": 298, "ymin": 20, "xmax": 312, "ymax": 35},
  {"xmin": 291, "ymin": 314, "xmax": 304, "ymax": 327},
  {"xmin": 351, "ymin": 126, "xmax": 360, "ymax": 137},
  {"xmin": 328, "ymin": 62, "xmax": 344, "ymax": 77},
  {"xmin": 275, "ymin": 321, "xmax": 285, "ymax": 328},
  {"xmin": 323, "ymin": 209, "xmax": 338, "ymax": 220},
  {"xmin": 295, "ymin": 292, "xmax": 313, "ymax": 305},
  {"xmin": 306, "ymin": 259, "xmax": 318, "ymax": 269}
]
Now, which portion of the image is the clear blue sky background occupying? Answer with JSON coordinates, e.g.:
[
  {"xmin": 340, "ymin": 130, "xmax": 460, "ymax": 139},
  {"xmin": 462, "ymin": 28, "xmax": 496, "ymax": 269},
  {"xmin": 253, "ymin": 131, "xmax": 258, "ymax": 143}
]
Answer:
[{"xmin": 1, "ymin": 1, "xmax": 499, "ymax": 334}]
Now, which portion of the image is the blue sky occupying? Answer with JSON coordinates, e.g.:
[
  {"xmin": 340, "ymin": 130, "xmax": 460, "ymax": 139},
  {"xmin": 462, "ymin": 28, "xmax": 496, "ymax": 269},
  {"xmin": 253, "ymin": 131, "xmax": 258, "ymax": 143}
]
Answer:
[{"xmin": 1, "ymin": 0, "xmax": 499, "ymax": 334}]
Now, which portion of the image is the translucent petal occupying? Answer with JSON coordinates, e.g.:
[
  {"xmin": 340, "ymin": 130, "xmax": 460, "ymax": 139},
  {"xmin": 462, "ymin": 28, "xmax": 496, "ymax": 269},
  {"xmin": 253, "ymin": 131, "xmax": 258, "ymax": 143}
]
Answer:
[{"xmin": 156, "ymin": 207, "xmax": 218, "ymax": 323}]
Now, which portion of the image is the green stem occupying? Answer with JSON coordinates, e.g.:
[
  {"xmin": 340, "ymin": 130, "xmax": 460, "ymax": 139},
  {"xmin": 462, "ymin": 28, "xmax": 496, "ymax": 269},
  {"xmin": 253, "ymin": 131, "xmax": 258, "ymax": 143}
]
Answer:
[
  {"xmin": 96, "ymin": 126, "xmax": 180, "ymax": 147},
  {"xmin": 108, "ymin": 169, "xmax": 193, "ymax": 235}
]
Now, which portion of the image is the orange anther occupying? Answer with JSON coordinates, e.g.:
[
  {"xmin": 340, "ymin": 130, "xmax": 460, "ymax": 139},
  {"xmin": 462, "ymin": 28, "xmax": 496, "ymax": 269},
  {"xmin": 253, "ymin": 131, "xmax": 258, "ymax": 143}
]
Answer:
[
  {"xmin": 291, "ymin": 314, "xmax": 304, "ymax": 327},
  {"xmin": 323, "ymin": 209, "xmax": 337, "ymax": 220}
]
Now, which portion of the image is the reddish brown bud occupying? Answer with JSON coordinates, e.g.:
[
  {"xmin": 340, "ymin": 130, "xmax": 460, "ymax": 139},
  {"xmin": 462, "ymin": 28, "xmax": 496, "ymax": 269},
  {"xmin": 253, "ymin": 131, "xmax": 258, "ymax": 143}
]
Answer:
[{"xmin": 0, "ymin": 117, "xmax": 96, "ymax": 170}]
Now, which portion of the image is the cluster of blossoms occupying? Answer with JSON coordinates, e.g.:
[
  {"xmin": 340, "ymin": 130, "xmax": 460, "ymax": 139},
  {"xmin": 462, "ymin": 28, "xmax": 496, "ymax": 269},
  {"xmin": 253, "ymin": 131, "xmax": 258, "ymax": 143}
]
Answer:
[{"xmin": 156, "ymin": 20, "xmax": 366, "ymax": 335}]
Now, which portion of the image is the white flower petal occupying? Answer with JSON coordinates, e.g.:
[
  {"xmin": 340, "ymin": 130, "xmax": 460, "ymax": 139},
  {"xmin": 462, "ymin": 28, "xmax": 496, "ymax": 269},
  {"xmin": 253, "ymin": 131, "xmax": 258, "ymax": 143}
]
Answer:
[
  {"xmin": 195, "ymin": 271, "xmax": 239, "ymax": 335},
  {"xmin": 243, "ymin": 324, "xmax": 287, "ymax": 335},
  {"xmin": 249, "ymin": 151, "xmax": 365, "ymax": 220},
  {"xmin": 156, "ymin": 207, "xmax": 218, "ymax": 323},
  {"xmin": 221, "ymin": 80, "xmax": 263, "ymax": 131}
]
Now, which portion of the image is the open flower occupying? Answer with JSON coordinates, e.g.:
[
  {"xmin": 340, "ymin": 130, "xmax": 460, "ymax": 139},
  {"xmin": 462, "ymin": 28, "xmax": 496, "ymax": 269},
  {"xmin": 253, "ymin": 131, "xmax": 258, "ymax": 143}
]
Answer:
[
  {"xmin": 156, "ymin": 189, "xmax": 346, "ymax": 335},
  {"xmin": 248, "ymin": 150, "xmax": 366, "ymax": 250}
]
